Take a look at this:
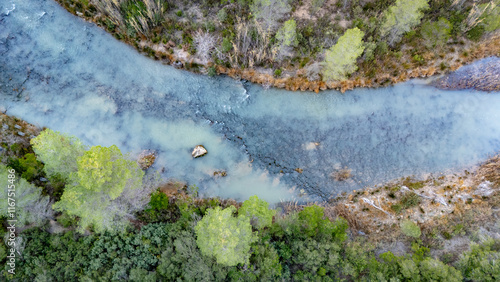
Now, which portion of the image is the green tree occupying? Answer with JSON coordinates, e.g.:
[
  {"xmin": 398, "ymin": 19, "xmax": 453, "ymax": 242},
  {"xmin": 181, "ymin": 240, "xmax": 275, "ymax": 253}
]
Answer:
[
  {"xmin": 298, "ymin": 205, "xmax": 348, "ymax": 242},
  {"xmin": 250, "ymin": 0, "xmax": 291, "ymax": 31},
  {"xmin": 321, "ymin": 28, "xmax": 365, "ymax": 81},
  {"xmin": 457, "ymin": 238, "xmax": 500, "ymax": 281},
  {"xmin": 275, "ymin": 19, "xmax": 298, "ymax": 58},
  {"xmin": 194, "ymin": 206, "xmax": 256, "ymax": 266},
  {"xmin": 249, "ymin": 240, "xmax": 282, "ymax": 279},
  {"xmin": 0, "ymin": 164, "xmax": 52, "ymax": 227},
  {"xmin": 129, "ymin": 268, "xmax": 157, "ymax": 282},
  {"xmin": 7, "ymin": 153, "xmax": 44, "ymax": 182},
  {"xmin": 380, "ymin": 0, "xmax": 429, "ymax": 46},
  {"xmin": 419, "ymin": 257, "xmax": 462, "ymax": 281},
  {"xmin": 31, "ymin": 129, "xmax": 86, "ymax": 180},
  {"xmin": 53, "ymin": 145, "xmax": 144, "ymax": 233},
  {"xmin": 421, "ymin": 18, "xmax": 453, "ymax": 49},
  {"xmin": 479, "ymin": 1, "xmax": 500, "ymax": 32},
  {"xmin": 239, "ymin": 195, "xmax": 276, "ymax": 229}
]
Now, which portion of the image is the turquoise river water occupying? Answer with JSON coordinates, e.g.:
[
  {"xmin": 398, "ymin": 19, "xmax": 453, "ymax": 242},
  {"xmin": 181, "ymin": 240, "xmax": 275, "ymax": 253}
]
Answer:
[{"xmin": 1, "ymin": 0, "xmax": 500, "ymax": 203}]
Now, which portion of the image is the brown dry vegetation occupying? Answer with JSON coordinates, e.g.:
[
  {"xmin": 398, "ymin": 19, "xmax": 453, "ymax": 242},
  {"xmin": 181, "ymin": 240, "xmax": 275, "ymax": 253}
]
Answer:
[
  {"xmin": 137, "ymin": 150, "xmax": 157, "ymax": 170},
  {"xmin": 476, "ymin": 154, "xmax": 500, "ymax": 186},
  {"xmin": 327, "ymin": 159, "xmax": 499, "ymax": 251}
]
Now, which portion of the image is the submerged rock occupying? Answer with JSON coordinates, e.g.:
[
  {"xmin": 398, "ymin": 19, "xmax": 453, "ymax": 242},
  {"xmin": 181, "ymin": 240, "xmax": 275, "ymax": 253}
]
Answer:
[
  {"xmin": 331, "ymin": 167, "xmax": 352, "ymax": 181},
  {"xmin": 137, "ymin": 150, "xmax": 157, "ymax": 170},
  {"xmin": 213, "ymin": 170, "xmax": 227, "ymax": 177},
  {"xmin": 192, "ymin": 145, "xmax": 208, "ymax": 158}
]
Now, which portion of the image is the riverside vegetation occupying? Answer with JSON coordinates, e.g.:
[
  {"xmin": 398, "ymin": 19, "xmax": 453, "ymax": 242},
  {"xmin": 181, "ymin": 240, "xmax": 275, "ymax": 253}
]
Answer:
[
  {"xmin": 1, "ymin": 115, "xmax": 499, "ymax": 280},
  {"xmin": 55, "ymin": 0, "xmax": 500, "ymax": 92}
]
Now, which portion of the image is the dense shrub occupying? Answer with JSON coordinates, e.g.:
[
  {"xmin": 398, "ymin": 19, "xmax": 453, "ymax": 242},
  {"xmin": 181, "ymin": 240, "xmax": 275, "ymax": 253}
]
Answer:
[
  {"xmin": 7, "ymin": 153, "xmax": 44, "ymax": 182},
  {"xmin": 456, "ymin": 238, "xmax": 500, "ymax": 281},
  {"xmin": 239, "ymin": 195, "xmax": 276, "ymax": 229},
  {"xmin": 400, "ymin": 220, "xmax": 421, "ymax": 238}
]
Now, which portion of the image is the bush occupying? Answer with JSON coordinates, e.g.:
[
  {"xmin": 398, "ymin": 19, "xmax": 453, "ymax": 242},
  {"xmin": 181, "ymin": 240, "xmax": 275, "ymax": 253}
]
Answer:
[
  {"xmin": 8, "ymin": 153, "xmax": 44, "ymax": 182},
  {"xmin": 400, "ymin": 220, "xmax": 421, "ymax": 238},
  {"xmin": 456, "ymin": 238, "xmax": 500, "ymax": 281},
  {"xmin": 143, "ymin": 191, "xmax": 170, "ymax": 221},
  {"xmin": 412, "ymin": 54, "xmax": 425, "ymax": 65},
  {"xmin": 421, "ymin": 18, "xmax": 452, "ymax": 49},
  {"xmin": 298, "ymin": 205, "xmax": 348, "ymax": 242},
  {"xmin": 391, "ymin": 204, "xmax": 402, "ymax": 213},
  {"xmin": 400, "ymin": 191, "xmax": 421, "ymax": 209},
  {"xmin": 207, "ymin": 66, "xmax": 217, "ymax": 77},
  {"xmin": 274, "ymin": 69, "xmax": 282, "ymax": 77},
  {"xmin": 57, "ymin": 212, "xmax": 77, "ymax": 228},
  {"xmin": 419, "ymin": 257, "xmax": 463, "ymax": 281},
  {"xmin": 467, "ymin": 25, "xmax": 485, "ymax": 41},
  {"xmin": 217, "ymin": 8, "xmax": 227, "ymax": 22},
  {"xmin": 221, "ymin": 37, "xmax": 233, "ymax": 53},
  {"xmin": 239, "ymin": 195, "xmax": 276, "ymax": 230}
]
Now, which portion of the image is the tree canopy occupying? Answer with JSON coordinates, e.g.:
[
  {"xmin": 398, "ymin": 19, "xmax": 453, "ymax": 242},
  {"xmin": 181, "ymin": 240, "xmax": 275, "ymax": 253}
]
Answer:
[
  {"xmin": 239, "ymin": 195, "xmax": 276, "ymax": 229},
  {"xmin": 31, "ymin": 128, "xmax": 86, "ymax": 180},
  {"xmin": 421, "ymin": 18, "xmax": 452, "ymax": 49},
  {"xmin": 321, "ymin": 27, "xmax": 365, "ymax": 81},
  {"xmin": 0, "ymin": 164, "xmax": 52, "ymax": 227},
  {"xmin": 380, "ymin": 0, "xmax": 429, "ymax": 46},
  {"xmin": 275, "ymin": 19, "xmax": 298, "ymax": 58},
  {"xmin": 479, "ymin": 1, "xmax": 500, "ymax": 32},
  {"xmin": 52, "ymin": 145, "xmax": 144, "ymax": 233},
  {"xmin": 250, "ymin": 0, "xmax": 291, "ymax": 31},
  {"xmin": 194, "ymin": 206, "xmax": 256, "ymax": 266}
]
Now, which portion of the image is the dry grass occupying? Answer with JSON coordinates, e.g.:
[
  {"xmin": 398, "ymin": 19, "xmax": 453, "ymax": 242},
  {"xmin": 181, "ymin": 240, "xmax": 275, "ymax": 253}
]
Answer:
[
  {"xmin": 476, "ymin": 155, "xmax": 500, "ymax": 187},
  {"xmin": 92, "ymin": 0, "xmax": 124, "ymax": 27},
  {"xmin": 158, "ymin": 180, "xmax": 187, "ymax": 197},
  {"xmin": 331, "ymin": 203, "xmax": 365, "ymax": 233}
]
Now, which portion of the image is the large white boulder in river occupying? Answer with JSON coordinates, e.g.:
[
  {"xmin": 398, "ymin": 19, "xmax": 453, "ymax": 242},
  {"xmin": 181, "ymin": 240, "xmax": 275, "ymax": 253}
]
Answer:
[{"xmin": 192, "ymin": 145, "xmax": 208, "ymax": 158}]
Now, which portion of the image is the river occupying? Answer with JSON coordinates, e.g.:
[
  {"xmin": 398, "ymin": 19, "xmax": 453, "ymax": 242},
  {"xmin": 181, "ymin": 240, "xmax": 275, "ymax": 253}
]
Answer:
[{"xmin": 1, "ymin": 0, "xmax": 500, "ymax": 203}]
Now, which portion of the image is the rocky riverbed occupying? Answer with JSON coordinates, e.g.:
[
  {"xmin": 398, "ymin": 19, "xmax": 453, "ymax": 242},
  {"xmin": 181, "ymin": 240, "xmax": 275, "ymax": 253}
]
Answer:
[{"xmin": 432, "ymin": 56, "xmax": 500, "ymax": 91}]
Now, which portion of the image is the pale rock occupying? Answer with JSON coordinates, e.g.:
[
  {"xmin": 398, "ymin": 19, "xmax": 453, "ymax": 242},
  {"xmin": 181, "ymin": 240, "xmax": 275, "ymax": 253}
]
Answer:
[{"xmin": 192, "ymin": 145, "xmax": 207, "ymax": 158}]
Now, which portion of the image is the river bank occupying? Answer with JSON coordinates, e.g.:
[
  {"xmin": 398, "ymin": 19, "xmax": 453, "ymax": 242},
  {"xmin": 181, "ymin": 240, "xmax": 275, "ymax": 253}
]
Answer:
[{"xmin": 54, "ymin": 0, "xmax": 500, "ymax": 93}]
